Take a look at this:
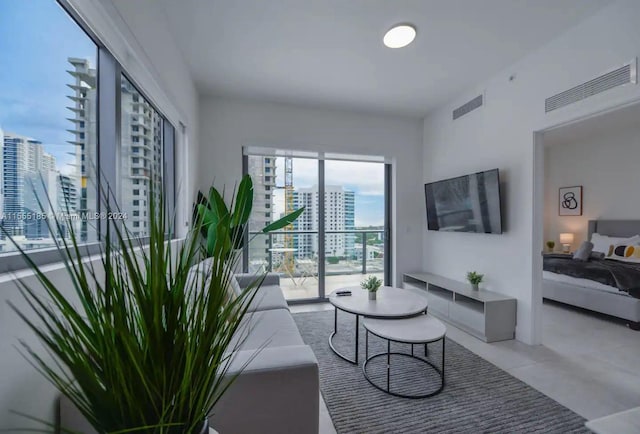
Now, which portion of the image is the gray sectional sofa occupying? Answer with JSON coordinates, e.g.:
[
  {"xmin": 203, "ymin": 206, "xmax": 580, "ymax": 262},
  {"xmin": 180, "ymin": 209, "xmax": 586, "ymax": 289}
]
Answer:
[
  {"xmin": 211, "ymin": 273, "xmax": 319, "ymax": 433},
  {"xmin": 59, "ymin": 273, "xmax": 319, "ymax": 434}
]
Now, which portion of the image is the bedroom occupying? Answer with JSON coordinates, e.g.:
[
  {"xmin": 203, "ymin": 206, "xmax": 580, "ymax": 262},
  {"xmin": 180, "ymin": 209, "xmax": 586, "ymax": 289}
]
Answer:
[{"xmin": 541, "ymin": 101, "xmax": 640, "ymax": 338}]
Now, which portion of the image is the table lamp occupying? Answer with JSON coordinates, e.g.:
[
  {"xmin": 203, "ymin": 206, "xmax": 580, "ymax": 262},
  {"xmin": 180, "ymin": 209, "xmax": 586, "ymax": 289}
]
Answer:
[{"xmin": 559, "ymin": 233, "xmax": 574, "ymax": 253}]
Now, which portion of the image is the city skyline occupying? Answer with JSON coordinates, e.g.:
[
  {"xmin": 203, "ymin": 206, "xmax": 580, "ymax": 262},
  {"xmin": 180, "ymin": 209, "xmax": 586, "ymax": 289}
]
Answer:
[
  {"xmin": 273, "ymin": 157, "xmax": 385, "ymax": 227},
  {"xmin": 0, "ymin": 0, "xmax": 96, "ymax": 175},
  {"xmin": 0, "ymin": 0, "xmax": 163, "ymax": 248}
]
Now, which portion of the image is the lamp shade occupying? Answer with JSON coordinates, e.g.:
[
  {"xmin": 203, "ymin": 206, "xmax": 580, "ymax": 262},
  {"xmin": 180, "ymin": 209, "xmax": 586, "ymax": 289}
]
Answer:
[{"xmin": 559, "ymin": 233, "xmax": 574, "ymax": 244}]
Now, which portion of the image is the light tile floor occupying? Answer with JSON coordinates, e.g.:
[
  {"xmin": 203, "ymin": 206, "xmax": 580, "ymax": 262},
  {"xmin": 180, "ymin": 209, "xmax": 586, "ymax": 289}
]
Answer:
[{"xmin": 291, "ymin": 300, "xmax": 640, "ymax": 433}]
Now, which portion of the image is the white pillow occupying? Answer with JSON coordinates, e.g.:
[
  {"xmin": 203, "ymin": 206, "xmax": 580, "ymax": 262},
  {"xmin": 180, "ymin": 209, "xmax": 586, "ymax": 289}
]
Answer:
[
  {"xmin": 590, "ymin": 233, "xmax": 640, "ymax": 254},
  {"xmin": 607, "ymin": 243, "xmax": 640, "ymax": 263}
]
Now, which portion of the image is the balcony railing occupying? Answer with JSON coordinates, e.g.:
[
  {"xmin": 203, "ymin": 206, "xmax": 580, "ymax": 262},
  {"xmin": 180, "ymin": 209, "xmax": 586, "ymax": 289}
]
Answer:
[{"xmin": 247, "ymin": 229, "xmax": 385, "ymax": 277}]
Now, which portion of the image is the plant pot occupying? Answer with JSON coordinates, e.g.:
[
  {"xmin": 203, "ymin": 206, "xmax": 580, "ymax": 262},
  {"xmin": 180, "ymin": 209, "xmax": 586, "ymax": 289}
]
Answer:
[
  {"xmin": 471, "ymin": 283, "xmax": 479, "ymax": 291},
  {"xmin": 368, "ymin": 291, "xmax": 377, "ymax": 301},
  {"xmin": 199, "ymin": 419, "xmax": 210, "ymax": 434}
]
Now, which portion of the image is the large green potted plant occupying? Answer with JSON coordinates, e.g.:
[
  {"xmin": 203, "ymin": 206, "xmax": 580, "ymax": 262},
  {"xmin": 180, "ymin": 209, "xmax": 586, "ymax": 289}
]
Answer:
[
  {"xmin": 195, "ymin": 174, "xmax": 303, "ymax": 258},
  {"xmin": 4, "ymin": 175, "xmax": 302, "ymax": 433}
]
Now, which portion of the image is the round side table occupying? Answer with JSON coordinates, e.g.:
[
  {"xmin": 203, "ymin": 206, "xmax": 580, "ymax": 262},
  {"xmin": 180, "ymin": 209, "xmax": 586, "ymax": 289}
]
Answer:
[{"xmin": 362, "ymin": 314, "xmax": 446, "ymax": 399}]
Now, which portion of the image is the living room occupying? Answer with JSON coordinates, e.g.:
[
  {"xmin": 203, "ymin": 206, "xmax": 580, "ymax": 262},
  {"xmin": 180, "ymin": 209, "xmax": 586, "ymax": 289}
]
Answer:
[{"xmin": 1, "ymin": 0, "xmax": 640, "ymax": 433}]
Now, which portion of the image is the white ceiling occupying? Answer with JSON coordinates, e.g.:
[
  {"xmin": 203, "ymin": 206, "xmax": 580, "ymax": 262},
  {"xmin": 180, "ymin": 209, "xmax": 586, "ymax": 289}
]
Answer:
[{"xmin": 151, "ymin": 0, "xmax": 611, "ymax": 117}]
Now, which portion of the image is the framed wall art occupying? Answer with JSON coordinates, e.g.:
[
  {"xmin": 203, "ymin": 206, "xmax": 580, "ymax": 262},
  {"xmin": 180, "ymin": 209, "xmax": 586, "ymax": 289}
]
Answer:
[{"xmin": 559, "ymin": 186, "xmax": 582, "ymax": 216}]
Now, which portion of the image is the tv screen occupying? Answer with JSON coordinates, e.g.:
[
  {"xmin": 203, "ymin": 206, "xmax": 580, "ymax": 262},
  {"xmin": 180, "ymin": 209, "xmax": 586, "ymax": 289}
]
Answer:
[{"xmin": 425, "ymin": 169, "xmax": 503, "ymax": 234}]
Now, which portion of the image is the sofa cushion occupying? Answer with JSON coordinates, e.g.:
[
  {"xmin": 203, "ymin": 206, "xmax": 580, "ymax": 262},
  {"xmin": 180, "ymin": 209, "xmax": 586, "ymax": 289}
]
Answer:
[
  {"xmin": 232, "ymin": 309, "xmax": 304, "ymax": 351},
  {"xmin": 247, "ymin": 284, "xmax": 288, "ymax": 312},
  {"xmin": 235, "ymin": 272, "xmax": 280, "ymax": 289},
  {"xmin": 229, "ymin": 275, "xmax": 242, "ymax": 297}
]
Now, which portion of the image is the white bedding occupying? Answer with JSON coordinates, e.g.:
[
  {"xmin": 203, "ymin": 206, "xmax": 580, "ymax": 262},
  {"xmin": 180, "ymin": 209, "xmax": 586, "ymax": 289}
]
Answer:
[{"xmin": 542, "ymin": 271, "xmax": 629, "ymax": 297}]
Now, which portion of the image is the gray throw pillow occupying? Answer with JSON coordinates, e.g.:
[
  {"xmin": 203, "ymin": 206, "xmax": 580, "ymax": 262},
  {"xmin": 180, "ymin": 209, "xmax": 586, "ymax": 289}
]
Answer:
[
  {"xmin": 573, "ymin": 241, "xmax": 594, "ymax": 262},
  {"xmin": 590, "ymin": 251, "xmax": 605, "ymax": 260}
]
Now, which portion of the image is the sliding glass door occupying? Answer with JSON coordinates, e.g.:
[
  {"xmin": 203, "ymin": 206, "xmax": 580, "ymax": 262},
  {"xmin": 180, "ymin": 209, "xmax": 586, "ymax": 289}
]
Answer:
[
  {"xmin": 244, "ymin": 150, "xmax": 390, "ymax": 302},
  {"xmin": 323, "ymin": 159, "xmax": 386, "ymax": 297}
]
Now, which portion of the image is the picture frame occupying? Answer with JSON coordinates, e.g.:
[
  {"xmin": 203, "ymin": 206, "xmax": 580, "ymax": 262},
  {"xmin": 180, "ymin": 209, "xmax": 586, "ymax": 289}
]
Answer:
[{"xmin": 559, "ymin": 186, "xmax": 582, "ymax": 216}]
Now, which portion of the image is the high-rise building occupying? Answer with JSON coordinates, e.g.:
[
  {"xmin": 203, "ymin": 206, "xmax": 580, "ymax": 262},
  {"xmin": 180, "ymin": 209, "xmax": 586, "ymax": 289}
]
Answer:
[
  {"xmin": 0, "ymin": 128, "xmax": 4, "ymax": 220},
  {"xmin": 57, "ymin": 174, "xmax": 78, "ymax": 214},
  {"xmin": 1, "ymin": 133, "xmax": 57, "ymax": 237},
  {"xmin": 68, "ymin": 58, "xmax": 165, "ymax": 239},
  {"xmin": 119, "ymin": 76, "xmax": 163, "ymax": 237},
  {"xmin": 56, "ymin": 174, "xmax": 79, "ymax": 238},
  {"xmin": 23, "ymin": 170, "xmax": 58, "ymax": 239},
  {"xmin": 293, "ymin": 185, "xmax": 355, "ymax": 259},
  {"xmin": 247, "ymin": 156, "xmax": 276, "ymax": 259},
  {"xmin": 67, "ymin": 58, "xmax": 97, "ymax": 242}
]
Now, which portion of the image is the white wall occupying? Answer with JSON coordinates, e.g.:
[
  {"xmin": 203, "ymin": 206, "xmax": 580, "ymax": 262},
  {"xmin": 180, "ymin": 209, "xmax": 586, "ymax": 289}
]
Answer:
[
  {"xmin": 422, "ymin": 0, "xmax": 640, "ymax": 344},
  {"xmin": 198, "ymin": 97, "xmax": 424, "ymax": 286},
  {"xmin": 0, "ymin": 0, "xmax": 200, "ymax": 429},
  {"xmin": 544, "ymin": 121, "xmax": 640, "ymax": 248}
]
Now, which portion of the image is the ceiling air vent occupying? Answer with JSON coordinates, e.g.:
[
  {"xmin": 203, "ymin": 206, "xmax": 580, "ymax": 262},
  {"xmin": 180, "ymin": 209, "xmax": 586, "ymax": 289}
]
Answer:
[
  {"xmin": 453, "ymin": 94, "xmax": 483, "ymax": 120},
  {"xmin": 545, "ymin": 60, "xmax": 637, "ymax": 113}
]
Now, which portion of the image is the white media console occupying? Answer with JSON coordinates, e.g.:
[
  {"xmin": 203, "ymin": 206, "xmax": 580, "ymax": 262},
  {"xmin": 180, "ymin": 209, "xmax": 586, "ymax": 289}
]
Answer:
[{"xmin": 402, "ymin": 272, "xmax": 517, "ymax": 342}]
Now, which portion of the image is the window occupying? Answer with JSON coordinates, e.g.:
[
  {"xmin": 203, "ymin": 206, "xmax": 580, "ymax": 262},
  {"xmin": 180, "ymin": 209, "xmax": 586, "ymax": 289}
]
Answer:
[
  {"xmin": 0, "ymin": 0, "xmax": 98, "ymax": 252},
  {"xmin": 119, "ymin": 75, "xmax": 167, "ymax": 237},
  {"xmin": 244, "ymin": 151, "xmax": 388, "ymax": 302},
  {"xmin": 0, "ymin": 0, "xmax": 176, "ymax": 269}
]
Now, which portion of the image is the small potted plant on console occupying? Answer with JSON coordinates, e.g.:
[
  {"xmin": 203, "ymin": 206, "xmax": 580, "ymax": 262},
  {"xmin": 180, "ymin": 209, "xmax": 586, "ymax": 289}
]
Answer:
[
  {"xmin": 466, "ymin": 271, "xmax": 484, "ymax": 291},
  {"xmin": 546, "ymin": 240, "xmax": 555, "ymax": 253},
  {"xmin": 361, "ymin": 275, "xmax": 383, "ymax": 300}
]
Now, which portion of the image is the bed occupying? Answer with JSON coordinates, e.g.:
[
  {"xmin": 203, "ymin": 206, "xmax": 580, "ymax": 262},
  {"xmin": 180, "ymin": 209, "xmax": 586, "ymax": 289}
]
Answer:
[{"xmin": 542, "ymin": 219, "xmax": 640, "ymax": 329}]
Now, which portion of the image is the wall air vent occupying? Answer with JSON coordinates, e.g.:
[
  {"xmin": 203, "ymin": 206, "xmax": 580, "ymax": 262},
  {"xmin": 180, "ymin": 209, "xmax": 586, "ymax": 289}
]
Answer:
[
  {"xmin": 452, "ymin": 94, "xmax": 483, "ymax": 120},
  {"xmin": 545, "ymin": 60, "xmax": 637, "ymax": 113}
]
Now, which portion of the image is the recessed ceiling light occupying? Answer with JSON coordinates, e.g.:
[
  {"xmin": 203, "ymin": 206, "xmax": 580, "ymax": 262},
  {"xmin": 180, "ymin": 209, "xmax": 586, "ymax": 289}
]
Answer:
[{"xmin": 383, "ymin": 24, "xmax": 416, "ymax": 48}]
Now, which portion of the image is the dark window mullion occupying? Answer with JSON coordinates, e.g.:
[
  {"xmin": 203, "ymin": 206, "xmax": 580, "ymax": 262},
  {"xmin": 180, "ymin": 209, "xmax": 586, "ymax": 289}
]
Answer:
[{"xmin": 98, "ymin": 48, "xmax": 119, "ymax": 241}]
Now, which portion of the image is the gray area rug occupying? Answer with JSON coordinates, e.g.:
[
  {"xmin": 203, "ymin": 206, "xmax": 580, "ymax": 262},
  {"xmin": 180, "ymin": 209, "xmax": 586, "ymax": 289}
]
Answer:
[{"xmin": 293, "ymin": 310, "xmax": 588, "ymax": 434}]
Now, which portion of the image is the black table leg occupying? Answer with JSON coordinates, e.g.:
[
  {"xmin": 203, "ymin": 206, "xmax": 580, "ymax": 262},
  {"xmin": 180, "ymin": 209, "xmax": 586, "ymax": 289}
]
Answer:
[
  {"xmin": 365, "ymin": 329, "xmax": 369, "ymax": 360},
  {"xmin": 442, "ymin": 336, "xmax": 446, "ymax": 385},
  {"xmin": 387, "ymin": 339, "xmax": 391, "ymax": 392},
  {"xmin": 355, "ymin": 314, "xmax": 359, "ymax": 365},
  {"xmin": 328, "ymin": 307, "xmax": 360, "ymax": 365},
  {"xmin": 362, "ymin": 334, "xmax": 446, "ymax": 399}
]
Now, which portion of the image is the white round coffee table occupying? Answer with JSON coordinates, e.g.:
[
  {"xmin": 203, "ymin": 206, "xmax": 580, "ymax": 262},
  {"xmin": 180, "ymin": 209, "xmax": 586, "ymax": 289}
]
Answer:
[
  {"xmin": 363, "ymin": 315, "xmax": 446, "ymax": 399},
  {"xmin": 328, "ymin": 286, "xmax": 428, "ymax": 365}
]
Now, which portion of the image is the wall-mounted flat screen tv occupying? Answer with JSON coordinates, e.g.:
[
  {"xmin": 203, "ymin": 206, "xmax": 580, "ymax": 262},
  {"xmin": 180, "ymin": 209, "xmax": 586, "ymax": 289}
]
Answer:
[{"xmin": 425, "ymin": 169, "xmax": 503, "ymax": 234}]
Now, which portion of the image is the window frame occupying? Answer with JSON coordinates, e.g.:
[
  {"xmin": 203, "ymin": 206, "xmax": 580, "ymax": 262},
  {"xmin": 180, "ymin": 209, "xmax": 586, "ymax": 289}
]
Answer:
[{"xmin": 0, "ymin": 0, "xmax": 176, "ymax": 274}]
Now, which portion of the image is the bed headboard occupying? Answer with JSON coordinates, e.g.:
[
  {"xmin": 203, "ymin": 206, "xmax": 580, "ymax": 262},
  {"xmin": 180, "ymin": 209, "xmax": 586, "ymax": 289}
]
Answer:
[{"xmin": 588, "ymin": 220, "xmax": 640, "ymax": 240}]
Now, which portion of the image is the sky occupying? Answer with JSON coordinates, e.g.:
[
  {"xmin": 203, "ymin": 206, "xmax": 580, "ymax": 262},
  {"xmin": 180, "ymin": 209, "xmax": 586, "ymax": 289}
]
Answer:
[
  {"xmin": 273, "ymin": 157, "xmax": 385, "ymax": 227},
  {"xmin": 0, "ymin": 0, "xmax": 96, "ymax": 175}
]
